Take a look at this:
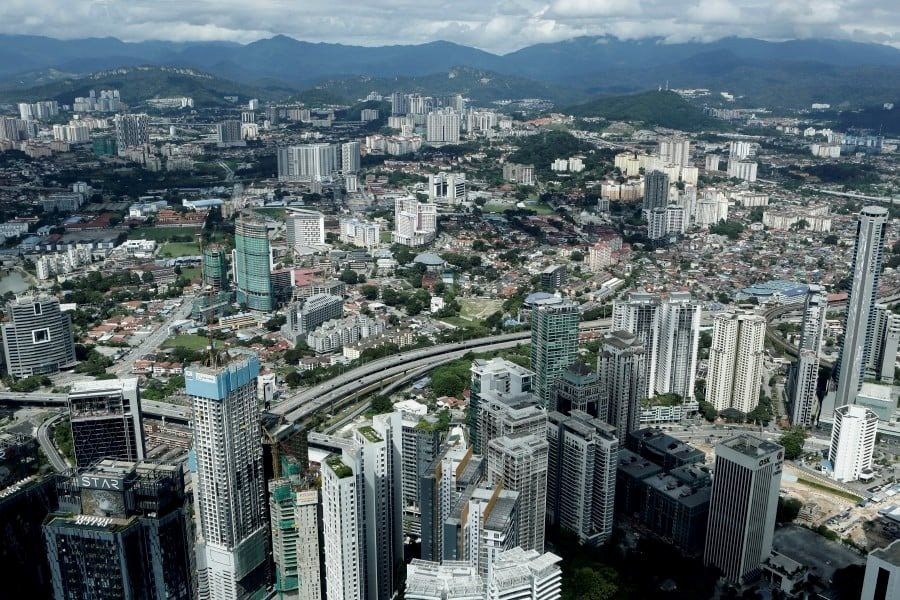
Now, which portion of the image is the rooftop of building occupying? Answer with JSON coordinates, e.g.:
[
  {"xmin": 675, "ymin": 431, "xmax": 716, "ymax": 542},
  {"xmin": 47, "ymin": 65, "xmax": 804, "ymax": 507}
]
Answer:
[
  {"xmin": 720, "ymin": 434, "xmax": 783, "ymax": 459},
  {"xmin": 471, "ymin": 356, "xmax": 534, "ymax": 377},
  {"xmin": 69, "ymin": 378, "xmax": 138, "ymax": 395},
  {"xmin": 325, "ymin": 455, "xmax": 353, "ymax": 478},
  {"xmin": 617, "ymin": 448, "xmax": 664, "ymax": 480},
  {"xmin": 870, "ymin": 539, "xmax": 900, "ymax": 566},
  {"xmin": 357, "ymin": 425, "xmax": 383, "ymax": 444},
  {"xmin": 643, "ymin": 471, "xmax": 711, "ymax": 508},
  {"xmin": 413, "ymin": 252, "xmax": 446, "ymax": 266}
]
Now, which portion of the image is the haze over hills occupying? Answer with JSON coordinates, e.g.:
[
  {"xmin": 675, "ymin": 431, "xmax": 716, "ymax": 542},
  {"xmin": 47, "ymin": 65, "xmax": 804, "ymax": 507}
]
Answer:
[{"xmin": 0, "ymin": 34, "xmax": 897, "ymax": 108}]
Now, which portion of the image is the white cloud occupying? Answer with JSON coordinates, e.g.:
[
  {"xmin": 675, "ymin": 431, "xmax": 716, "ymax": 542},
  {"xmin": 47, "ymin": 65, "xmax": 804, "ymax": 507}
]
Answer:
[{"xmin": 0, "ymin": 0, "xmax": 896, "ymax": 53}]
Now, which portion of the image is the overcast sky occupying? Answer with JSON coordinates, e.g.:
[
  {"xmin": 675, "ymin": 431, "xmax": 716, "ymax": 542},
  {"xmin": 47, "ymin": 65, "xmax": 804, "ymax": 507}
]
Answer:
[{"xmin": 4, "ymin": 0, "xmax": 898, "ymax": 53}]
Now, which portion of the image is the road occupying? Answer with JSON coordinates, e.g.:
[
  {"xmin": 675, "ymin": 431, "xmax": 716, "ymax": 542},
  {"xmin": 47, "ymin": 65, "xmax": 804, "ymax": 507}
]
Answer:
[
  {"xmin": 36, "ymin": 412, "xmax": 68, "ymax": 471},
  {"xmin": 110, "ymin": 300, "xmax": 193, "ymax": 376},
  {"xmin": 217, "ymin": 160, "xmax": 235, "ymax": 183},
  {"xmin": 270, "ymin": 319, "xmax": 611, "ymax": 423}
]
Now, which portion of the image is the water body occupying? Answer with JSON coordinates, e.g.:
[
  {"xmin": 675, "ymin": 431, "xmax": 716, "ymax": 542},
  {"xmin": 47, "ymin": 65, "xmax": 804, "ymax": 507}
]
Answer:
[{"xmin": 0, "ymin": 270, "xmax": 31, "ymax": 295}]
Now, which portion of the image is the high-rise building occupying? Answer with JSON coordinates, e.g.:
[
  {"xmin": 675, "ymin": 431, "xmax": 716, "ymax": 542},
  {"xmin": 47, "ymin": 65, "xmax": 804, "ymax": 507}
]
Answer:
[
  {"xmin": 659, "ymin": 138, "xmax": 691, "ymax": 167},
  {"xmin": 551, "ymin": 362, "xmax": 602, "ymax": 417},
  {"xmin": 726, "ymin": 159, "xmax": 758, "ymax": 182},
  {"xmin": 476, "ymin": 387, "xmax": 545, "ymax": 459},
  {"xmin": 546, "ymin": 410, "xmax": 618, "ymax": 545},
  {"xmin": 398, "ymin": 402, "xmax": 443, "ymax": 536},
  {"xmin": 868, "ymin": 303, "xmax": 900, "ymax": 383},
  {"xmin": 321, "ymin": 453, "xmax": 363, "ymax": 600},
  {"xmin": 341, "ymin": 141, "xmax": 361, "ymax": 173},
  {"xmin": 790, "ymin": 286, "xmax": 827, "ymax": 426},
  {"xmin": 426, "ymin": 110, "xmax": 460, "ymax": 144},
  {"xmin": 276, "ymin": 144, "xmax": 338, "ymax": 182},
  {"xmin": 114, "ymin": 113, "xmax": 150, "ymax": 152},
  {"xmin": 643, "ymin": 171, "xmax": 670, "ymax": 211},
  {"xmin": 393, "ymin": 196, "xmax": 438, "ymax": 246},
  {"xmin": 486, "ymin": 433, "xmax": 548, "ymax": 553},
  {"xmin": 833, "ymin": 207, "xmax": 889, "ymax": 411},
  {"xmin": 540, "ymin": 265, "xmax": 566, "ymax": 291},
  {"xmin": 67, "ymin": 378, "xmax": 144, "ymax": 468},
  {"xmin": 612, "ymin": 290, "xmax": 660, "ymax": 398},
  {"xmin": 707, "ymin": 311, "xmax": 766, "ymax": 414},
  {"xmin": 390, "ymin": 92, "xmax": 409, "ymax": 116},
  {"xmin": 655, "ymin": 292, "xmax": 701, "ymax": 400},
  {"xmin": 282, "ymin": 294, "xmax": 343, "ymax": 343},
  {"xmin": 703, "ymin": 435, "xmax": 783, "ymax": 584},
  {"xmin": 419, "ymin": 431, "xmax": 484, "ymax": 563},
  {"xmin": 861, "ymin": 539, "xmax": 900, "ymax": 600},
  {"xmin": 428, "ymin": 172, "xmax": 466, "ymax": 205},
  {"xmin": 285, "ymin": 209, "xmax": 326, "ymax": 249},
  {"xmin": 469, "ymin": 358, "xmax": 534, "ymax": 451},
  {"xmin": 216, "ymin": 120, "xmax": 243, "ymax": 145},
  {"xmin": 442, "ymin": 483, "xmax": 519, "ymax": 576},
  {"xmin": 598, "ymin": 330, "xmax": 647, "ymax": 443},
  {"xmin": 234, "ymin": 216, "xmax": 274, "ymax": 311},
  {"xmin": 530, "ymin": 296, "xmax": 579, "ymax": 408},
  {"xmin": 44, "ymin": 460, "xmax": 194, "ymax": 600},
  {"xmin": 729, "ymin": 140, "xmax": 752, "ymax": 160},
  {"xmin": 339, "ymin": 217, "xmax": 381, "ymax": 251},
  {"xmin": 268, "ymin": 478, "xmax": 322, "ymax": 600},
  {"xmin": 1, "ymin": 295, "xmax": 77, "ymax": 378},
  {"xmin": 202, "ymin": 244, "xmax": 230, "ymax": 291},
  {"xmin": 828, "ymin": 404, "xmax": 878, "ymax": 482},
  {"xmin": 488, "ymin": 548, "xmax": 563, "ymax": 600},
  {"xmin": 187, "ymin": 353, "xmax": 268, "ymax": 600}
]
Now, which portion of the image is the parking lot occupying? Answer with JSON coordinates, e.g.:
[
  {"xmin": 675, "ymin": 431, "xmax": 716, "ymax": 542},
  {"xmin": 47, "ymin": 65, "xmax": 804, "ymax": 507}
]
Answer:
[{"xmin": 773, "ymin": 525, "xmax": 865, "ymax": 585}]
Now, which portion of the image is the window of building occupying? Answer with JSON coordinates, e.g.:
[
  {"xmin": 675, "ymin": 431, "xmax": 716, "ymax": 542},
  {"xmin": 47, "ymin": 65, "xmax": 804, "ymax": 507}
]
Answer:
[
  {"xmin": 32, "ymin": 328, "xmax": 51, "ymax": 344},
  {"xmin": 33, "ymin": 303, "xmax": 42, "ymax": 315}
]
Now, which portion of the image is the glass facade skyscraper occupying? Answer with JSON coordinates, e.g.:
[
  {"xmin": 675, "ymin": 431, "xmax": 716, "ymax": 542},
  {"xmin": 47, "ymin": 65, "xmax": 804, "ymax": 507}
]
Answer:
[
  {"xmin": 530, "ymin": 297, "xmax": 579, "ymax": 409},
  {"xmin": 234, "ymin": 217, "xmax": 274, "ymax": 312}
]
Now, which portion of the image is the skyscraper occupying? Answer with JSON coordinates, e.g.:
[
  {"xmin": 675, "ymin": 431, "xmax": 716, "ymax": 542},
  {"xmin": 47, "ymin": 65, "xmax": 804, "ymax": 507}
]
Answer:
[
  {"xmin": 268, "ymin": 478, "xmax": 322, "ymax": 600},
  {"xmin": 321, "ymin": 454, "xmax": 363, "ymax": 600},
  {"xmin": 469, "ymin": 357, "xmax": 534, "ymax": 451},
  {"xmin": 398, "ymin": 402, "xmax": 443, "ymax": 536},
  {"xmin": 114, "ymin": 113, "xmax": 150, "ymax": 151},
  {"xmin": 1, "ymin": 295, "xmax": 77, "ymax": 378},
  {"xmin": 546, "ymin": 410, "xmax": 618, "ymax": 546},
  {"xmin": 643, "ymin": 170, "xmax": 670, "ymax": 211},
  {"xmin": 443, "ymin": 483, "xmax": 519, "ymax": 577},
  {"xmin": 341, "ymin": 141, "xmax": 361, "ymax": 173},
  {"xmin": 551, "ymin": 362, "xmax": 602, "ymax": 417},
  {"xmin": 44, "ymin": 460, "xmax": 194, "ymax": 600},
  {"xmin": 703, "ymin": 435, "xmax": 783, "ymax": 584},
  {"xmin": 790, "ymin": 286, "xmax": 827, "ymax": 426},
  {"xmin": 216, "ymin": 120, "xmax": 243, "ymax": 145},
  {"xmin": 659, "ymin": 137, "xmax": 691, "ymax": 167},
  {"xmin": 597, "ymin": 330, "xmax": 647, "ymax": 443},
  {"xmin": 285, "ymin": 209, "xmax": 326, "ymax": 249},
  {"xmin": 187, "ymin": 352, "xmax": 268, "ymax": 600},
  {"xmin": 426, "ymin": 109, "xmax": 460, "ymax": 144},
  {"xmin": 707, "ymin": 311, "xmax": 766, "ymax": 414},
  {"xmin": 276, "ymin": 144, "xmax": 338, "ymax": 182},
  {"xmin": 829, "ymin": 404, "xmax": 878, "ymax": 482},
  {"xmin": 234, "ymin": 216, "xmax": 274, "ymax": 311},
  {"xmin": 202, "ymin": 244, "xmax": 230, "ymax": 291},
  {"xmin": 868, "ymin": 303, "xmax": 900, "ymax": 383},
  {"xmin": 612, "ymin": 290, "xmax": 660, "ymax": 398},
  {"xmin": 428, "ymin": 172, "xmax": 466, "ymax": 205},
  {"xmin": 655, "ymin": 292, "xmax": 701, "ymax": 399},
  {"xmin": 834, "ymin": 206, "xmax": 889, "ymax": 407},
  {"xmin": 67, "ymin": 378, "xmax": 144, "ymax": 468},
  {"xmin": 486, "ymin": 433, "xmax": 549, "ymax": 553},
  {"xmin": 530, "ymin": 296, "xmax": 579, "ymax": 409},
  {"xmin": 475, "ymin": 385, "xmax": 546, "ymax": 456}
]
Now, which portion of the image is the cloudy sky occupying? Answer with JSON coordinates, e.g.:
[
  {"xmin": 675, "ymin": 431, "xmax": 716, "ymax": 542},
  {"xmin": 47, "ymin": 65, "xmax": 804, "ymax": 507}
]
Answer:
[{"xmin": 4, "ymin": 0, "xmax": 898, "ymax": 53}]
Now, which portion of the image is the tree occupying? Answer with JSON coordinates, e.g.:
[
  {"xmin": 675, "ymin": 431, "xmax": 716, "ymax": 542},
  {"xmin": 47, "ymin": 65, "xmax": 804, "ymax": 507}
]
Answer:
[
  {"xmin": 563, "ymin": 566, "xmax": 618, "ymax": 600},
  {"xmin": 340, "ymin": 269, "xmax": 359, "ymax": 285},
  {"xmin": 360, "ymin": 284, "xmax": 379, "ymax": 300},
  {"xmin": 370, "ymin": 395, "xmax": 393, "ymax": 414},
  {"xmin": 776, "ymin": 497, "xmax": 803, "ymax": 523},
  {"xmin": 778, "ymin": 427, "xmax": 808, "ymax": 460},
  {"xmin": 284, "ymin": 371, "xmax": 302, "ymax": 388},
  {"xmin": 570, "ymin": 250, "xmax": 584, "ymax": 262}
]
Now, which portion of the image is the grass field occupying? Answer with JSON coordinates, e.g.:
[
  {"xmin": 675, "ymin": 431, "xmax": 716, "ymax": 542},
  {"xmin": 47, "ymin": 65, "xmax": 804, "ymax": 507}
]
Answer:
[
  {"xmin": 161, "ymin": 242, "xmax": 201, "ymax": 257},
  {"xmin": 459, "ymin": 297, "xmax": 504, "ymax": 321},
  {"xmin": 380, "ymin": 230, "xmax": 394, "ymax": 243},
  {"xmin": 162, "ymin": 334, "xmax": 210, "ymax": 350},
  {"xmin": 180, "ymin": 267, "xmax": 201, "ymax": 282},
  {"xmin": 128, "ymin": 226, "xmax": 202, "ymax": 242}
]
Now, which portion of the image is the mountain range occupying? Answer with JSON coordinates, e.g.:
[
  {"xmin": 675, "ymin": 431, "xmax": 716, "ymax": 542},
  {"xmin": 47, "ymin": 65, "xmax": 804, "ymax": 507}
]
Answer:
[{"xmin": 0, "ymin": 34, "xmax": 898, "ymax": 108}]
